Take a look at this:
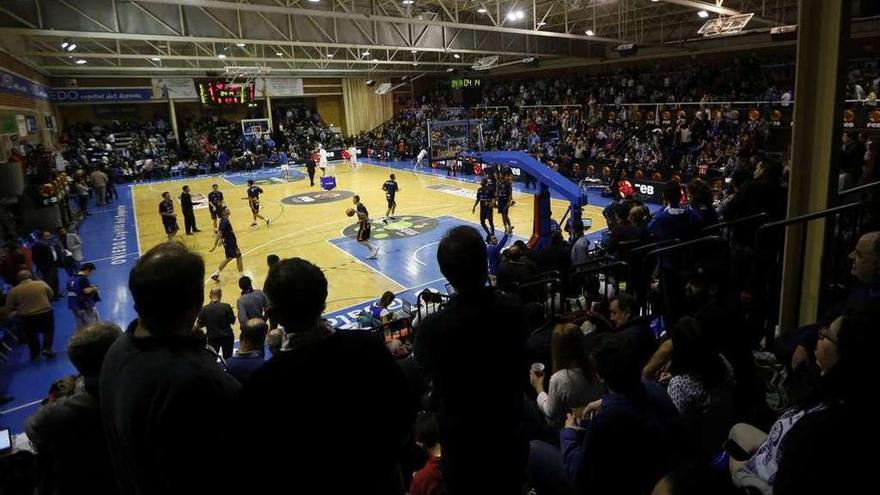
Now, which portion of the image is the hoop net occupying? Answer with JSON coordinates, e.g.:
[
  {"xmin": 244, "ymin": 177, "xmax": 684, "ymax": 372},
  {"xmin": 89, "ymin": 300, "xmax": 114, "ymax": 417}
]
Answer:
[{"xmin": 427, "ymin": 119, "xmax": 484, "ymax": 161}]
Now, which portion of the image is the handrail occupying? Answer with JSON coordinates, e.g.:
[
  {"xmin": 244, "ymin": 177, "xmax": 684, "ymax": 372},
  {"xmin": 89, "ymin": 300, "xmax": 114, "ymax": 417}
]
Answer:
[
  {"xmin": 570, "ymin": 260, "xmax": 630, "ymax": 277},
  {"xmin": 701, "ymin": 213, "xmax": 768, "ymax": 234},
  {"xmin": 626, "ymin": 238, "xmax": 681, "ymax": 259},
  {"xmin": 839, "ymin": 179, "xmax": 880, "ymax": 198},
  {"xmin": 646, "ymin": 235, "xmax": 725, "ymax": 257},
  {"xmin": 757, "ymin": 202, "xmax": 871, "ymax": 234}
]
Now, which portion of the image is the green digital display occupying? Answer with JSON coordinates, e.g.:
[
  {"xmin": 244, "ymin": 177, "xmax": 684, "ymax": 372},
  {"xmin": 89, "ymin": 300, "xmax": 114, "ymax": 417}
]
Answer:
[{"xmin": 450, "ymin": 78, "xmax": 482, "ymax": 89}]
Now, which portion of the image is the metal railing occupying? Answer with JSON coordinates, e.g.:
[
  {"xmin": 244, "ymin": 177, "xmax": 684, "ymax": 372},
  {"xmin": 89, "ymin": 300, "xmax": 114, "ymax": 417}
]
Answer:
[{"xmin": 753, "ymin": 201, "xmax": 876, "ymax": 338}]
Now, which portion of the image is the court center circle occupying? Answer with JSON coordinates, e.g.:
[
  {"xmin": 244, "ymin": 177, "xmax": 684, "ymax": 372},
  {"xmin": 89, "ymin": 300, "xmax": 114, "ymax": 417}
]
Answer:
[
  {"xmin": 343, "ymin": 215, "xmax": 440, "ymax": 241},
  {"xmin": 281, "ymin": 190, "xmax": 355, "ymax": 205}
]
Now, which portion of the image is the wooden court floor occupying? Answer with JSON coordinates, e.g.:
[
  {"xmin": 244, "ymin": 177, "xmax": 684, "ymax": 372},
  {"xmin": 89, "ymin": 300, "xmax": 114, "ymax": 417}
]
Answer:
[{"xmin": 131, "ymin": 162, "xmax": 607, "ymax": 325}]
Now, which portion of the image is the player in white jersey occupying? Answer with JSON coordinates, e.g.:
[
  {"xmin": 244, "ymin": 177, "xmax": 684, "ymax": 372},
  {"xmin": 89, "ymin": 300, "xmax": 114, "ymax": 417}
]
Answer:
[{"xmin": 414, "ymin": 148, "xmax": 429, "ymax": 170}]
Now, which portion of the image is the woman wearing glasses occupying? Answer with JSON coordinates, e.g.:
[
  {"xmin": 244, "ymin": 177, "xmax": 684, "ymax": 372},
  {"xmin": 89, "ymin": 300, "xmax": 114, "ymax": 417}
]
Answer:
[{"xmin": 722, "ymin": 309, "xmax": 874, "ymax": 495}]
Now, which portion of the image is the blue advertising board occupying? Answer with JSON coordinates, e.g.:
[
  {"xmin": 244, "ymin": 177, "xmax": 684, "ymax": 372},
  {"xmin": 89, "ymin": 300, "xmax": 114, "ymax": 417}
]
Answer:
[
  {"xmin": 0, "ymin": 68, "xmax": 50, "ymax": 100},
  {"xmin": 50, "ymin": 88, "xmax": 153, "ymax": 103}
]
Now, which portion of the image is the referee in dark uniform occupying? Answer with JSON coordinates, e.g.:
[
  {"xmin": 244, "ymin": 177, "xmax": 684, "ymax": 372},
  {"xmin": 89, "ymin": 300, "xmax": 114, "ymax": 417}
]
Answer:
[
  {"xmin": 159, "ymin": 192, "xmax": 179, "ymax": 242},
  {"xmin": 306, "ymin": 156, "xmax": 317, "ymax": 187},
  {"xmin": 180, "ymin": 185, "xmax": 201, "ymax": 235}
]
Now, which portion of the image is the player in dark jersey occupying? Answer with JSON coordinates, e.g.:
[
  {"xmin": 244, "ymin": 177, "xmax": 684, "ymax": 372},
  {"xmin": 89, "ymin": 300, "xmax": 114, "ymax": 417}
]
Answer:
[
  {"xmin": 207, "ymin": 184, "xmax": 225, "ymax": 231},
  {"xmin": 242, "ymin": 179, "xmax": 270, "ymax": 227},
  {"xmin": 209, "ymin": 207, "xmax": 244, "ymax": 282},
  {"xmin": 472, "ymin": 179, "xmax": 495, "ymax": 237},
  {"xmin": 352, "ymin": 195, "xmax": 379, "ymax": 259},
  {"xmin": 496, "ymin": 171, "xmax": 514, "ymax": 234},
  {"xmin": 159, "ymin": 192, "xmax": 178, "ymax": 242},
  {"xmin": 382, "ymin": 174, "xmax": 400, "ymax": 222}
]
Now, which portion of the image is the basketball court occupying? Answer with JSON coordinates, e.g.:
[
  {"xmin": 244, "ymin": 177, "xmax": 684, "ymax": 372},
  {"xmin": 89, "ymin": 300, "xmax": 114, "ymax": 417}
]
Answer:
[{"xmin": 131, "ymin": 159, "xmax": 610, "ymax": 326}]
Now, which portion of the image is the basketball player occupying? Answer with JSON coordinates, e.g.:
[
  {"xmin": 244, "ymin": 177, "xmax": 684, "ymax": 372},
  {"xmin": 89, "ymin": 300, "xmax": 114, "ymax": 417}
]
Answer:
[
  {"xmin": 159, "ymin": 192, "xmax": 179, "ymax": 242},
  {"xmin": 207, "ymin": 184, "xmax": 225, "ymax": 231},
  {"xmin": 414, "ymin": 148, "xmax": 428, "ymax": 170},
  {"xmin": 209, "ymin": 207, "xmax": 244, "ymax": 282},
  {"xmin": 353, "ymin": 195, "xmax": 379, "ymax": 259},
  {"xmin": 243, "ymin": 179, "xmax": 270, "ymax": 227},
  {"xmin": 497, "ymin": 171, "xmax": 514, "ymax": 234},
  {"xmin": 278, "ymin": 148, "xmax": 290, "ymax": 180},
  {"xmin": 472, "ymin": 178, "xmax": 495, "ymax": 237},
  {"xmin": 348, "ymin": 143, "xmax": 359, "ymax": 168},
  {"xmin": 382, "ymin": 174, "xmax": 399, "ymax": 222},
  {"xmin": 318, "ymin": 145, "xmax": 329, "ymax": 176}
]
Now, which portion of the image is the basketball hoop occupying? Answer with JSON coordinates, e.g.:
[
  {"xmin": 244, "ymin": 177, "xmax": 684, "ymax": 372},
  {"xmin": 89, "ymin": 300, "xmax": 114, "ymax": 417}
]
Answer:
[{"xmin": 224, "ymin": 65, "xmax": 269, "ymax": 85}]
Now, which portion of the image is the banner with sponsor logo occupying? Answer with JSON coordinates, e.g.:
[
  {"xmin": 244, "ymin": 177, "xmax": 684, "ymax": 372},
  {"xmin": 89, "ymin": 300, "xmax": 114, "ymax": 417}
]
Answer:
[
  {"xmin": 51, "ymin": 88, "xmax": 153, "ymax": 103},
  {"xmin": 0, "ymin": 68, "xmax": 50, "ymax": 100},
  {"xmin": 630, "ymin": 180, "xmax": 665, "ymax": 204},
  {"xmin": 151, "ymin": 78, "xmax": 197, "ymax": 99},
  {"xmin": 261, "ymin": 77, "xmax": 304, "ymax": 98}
]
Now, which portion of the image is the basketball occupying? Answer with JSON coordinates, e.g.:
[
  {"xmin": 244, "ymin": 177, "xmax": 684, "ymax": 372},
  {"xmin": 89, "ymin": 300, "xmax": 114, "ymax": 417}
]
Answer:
[{"xmin": 346, "ymin": 208, "xmax": 356, "ymax": 217}]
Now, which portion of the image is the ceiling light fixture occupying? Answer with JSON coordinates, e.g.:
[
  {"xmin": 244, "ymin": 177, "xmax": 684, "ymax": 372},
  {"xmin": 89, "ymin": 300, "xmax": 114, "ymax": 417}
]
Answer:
[
  {"xmin": 276, "ymin": 52, "xmax": 283, "ymax": 56},
  {"xmin": 151, "ymin": 57, "xmax": 161, "ymax": 61},
  {"xmin": 218, "ymin": 53, "xmax": 227, "ymax": 59},
  {"xmin": 372, "ymin": 58, "xmax": 379, "ymax": 62},
  {"xmin": 61, "ymin": 41, "xmax": 69, "ymax": 49},
  {"xmin": 67, "ymin": 43, "xmax": 77, "ymax": 52},
  {"xmin": 446, "ymin": 67, "xmax": 454, "ymax": 72},
  {"xmin": 308, "ymin": 0, "xmax": 321, "ymax": 3},
  {"xmin": 537, "ymin": 21, "xmax": 547, "ymax": 27},
  {"xmin": 585, "ymin": 29, "xmax": 595, "ymax": 36},
  {"xmin": 362, "ymin": 50, "xmax": 370, "ymax": 56},
  {"xmin": 236, "ymin": 42, "xmax": 246, "ymax": 47},
  {"xmin": 402, "ymin": 0, "xmax": 415, "ymax": 4},
  {"xmin": 411, "ymin": 49, "xmax": 418, "ymax": 54},
  {"xmin": 506, "ymin": 10, "xmax": 525, "ymax": 21},
  {"xmin": 326, "ymin": 53, "xmax": 335, "ymax": 58},
  {"xmin": 697, "ymin": 10, "xmax": 709, "ymax": 18},
  {"xmin": 75, "ymin": 59, "xmax": 87, "ymax": 64},
  {"xmin": 453, "ymin": 53, "xmax": 460, "ymax": 59},
  {"xmin": 477, "ymin": 8, "xmax": 487, "ymax": 13}
]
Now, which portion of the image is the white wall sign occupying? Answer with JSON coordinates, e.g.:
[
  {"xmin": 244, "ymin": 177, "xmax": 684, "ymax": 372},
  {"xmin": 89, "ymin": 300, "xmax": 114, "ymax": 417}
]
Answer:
[
  {"xmin": 151, "ymin": 78, "xmax": 197, "ymax": 99},
  {"xmin": 262, "ymin": 77, "xmax": 304, "ymax": 97}
]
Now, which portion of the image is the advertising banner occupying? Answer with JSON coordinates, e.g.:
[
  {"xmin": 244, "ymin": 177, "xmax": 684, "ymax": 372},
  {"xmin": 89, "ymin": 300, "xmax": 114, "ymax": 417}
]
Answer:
[
  {"xmin": 51, "ymin": 88, "xmax": 153, "ymax": 103},
  {"xmin": 0, "ymin": 68, "xmax": 49, "ymax": 100},
  {"xmin": 262, "ymin": 77, "xmax": 304, "ymax": 97},
  {"xmin": 151, "ymin": 78, "xmax": 197, "ymax": 99}
]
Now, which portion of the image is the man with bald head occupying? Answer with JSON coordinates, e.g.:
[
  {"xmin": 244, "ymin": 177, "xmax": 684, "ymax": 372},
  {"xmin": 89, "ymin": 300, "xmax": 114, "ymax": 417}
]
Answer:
[
  {"xmin": 4, "ymin": 269, "xmax": 55, "ymax": 360},
  {"xmin": 196, "ymin": 287, "xmax": 236, "ymax": 358},
  {"xmin": 790, "ymin": 231, "xmax": 880, "ymax": 370},
  {"xmin": 226, "ymin": 317, "xmax": 268, "ymax": 383}
]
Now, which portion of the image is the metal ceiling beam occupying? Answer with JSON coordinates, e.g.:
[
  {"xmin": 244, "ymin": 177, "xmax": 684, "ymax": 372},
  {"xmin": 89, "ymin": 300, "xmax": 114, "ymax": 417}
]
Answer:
[
  {"xmin": 20, "ymin": 51, "xmax": 475, "ymax": 66},
  {"xmin": 0, "ymin": 27, "xmax": 548, "ymax": 58},
  {"xmin": 133, "ymin": 0, "xmax": 624, "ymax": 43},
  {"xmin": 40, "ymin": 65, "xmax": 445, "ymax": 74}
]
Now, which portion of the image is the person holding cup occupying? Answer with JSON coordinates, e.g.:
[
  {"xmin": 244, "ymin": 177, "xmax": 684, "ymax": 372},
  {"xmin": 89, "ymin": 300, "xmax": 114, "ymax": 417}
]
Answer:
[{"xmin": 529, "ymin": 323, "xmax": 603, "ymax": 427}]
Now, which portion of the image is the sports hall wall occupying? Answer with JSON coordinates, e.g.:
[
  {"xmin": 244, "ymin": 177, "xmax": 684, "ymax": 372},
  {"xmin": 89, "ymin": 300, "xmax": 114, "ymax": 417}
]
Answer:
[
  {"xmin": 51, "ymin": 77, "xmax": 347, "ymax": 135},
  {"xmin": 0, "ymin": 52, "xmax": 59, "ymax": 153}
]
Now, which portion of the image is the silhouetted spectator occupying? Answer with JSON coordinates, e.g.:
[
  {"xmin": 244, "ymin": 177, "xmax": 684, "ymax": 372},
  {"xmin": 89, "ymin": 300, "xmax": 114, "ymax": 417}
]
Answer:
[
  {"xmin": 100, "ymin": 243, "xmax": 240, "ymax": 495},
  {"xmin": 26, "ymin": 322, "xmax": 122, "ymax": 495},
  {"xmin": 239, "ymin": 257, "xmax": 416, "ymax": 493},
  {"xmin": 415, "ymin": 226, "xmax": 529, "ymax": 494}
]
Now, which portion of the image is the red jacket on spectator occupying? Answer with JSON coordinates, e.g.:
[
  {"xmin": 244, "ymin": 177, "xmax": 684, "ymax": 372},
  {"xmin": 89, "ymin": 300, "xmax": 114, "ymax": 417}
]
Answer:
[
  {"xmin": 409, "ymin": 456, "xmax": 442, "ymax": 495},
  {"xmin": 617, "ymin": 179, "xmax": 634, "ymax": 199}
]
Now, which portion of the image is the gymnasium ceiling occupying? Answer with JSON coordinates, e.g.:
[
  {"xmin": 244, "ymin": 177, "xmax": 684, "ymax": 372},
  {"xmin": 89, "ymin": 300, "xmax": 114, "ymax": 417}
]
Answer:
[{"xmin": 0, "ymin": 0, "xmax": 799, "ymax": 78}]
